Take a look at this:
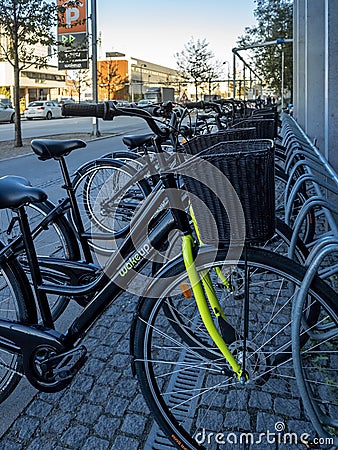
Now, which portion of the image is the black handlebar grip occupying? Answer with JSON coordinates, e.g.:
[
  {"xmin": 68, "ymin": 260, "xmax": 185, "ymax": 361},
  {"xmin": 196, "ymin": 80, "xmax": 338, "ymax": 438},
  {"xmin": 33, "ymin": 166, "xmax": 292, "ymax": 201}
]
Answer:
[
  {"xmin": 61, "ymin": 102, "xmax": 106, "ymax": 118},
  {"xmin": 183, "ymin": 101, "xmax": 205, "ymax": 110}
]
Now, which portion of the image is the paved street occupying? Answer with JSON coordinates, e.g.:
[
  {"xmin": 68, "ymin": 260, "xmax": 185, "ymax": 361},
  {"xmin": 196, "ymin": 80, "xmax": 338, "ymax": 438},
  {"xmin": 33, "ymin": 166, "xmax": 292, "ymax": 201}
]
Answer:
[{"xmin": 0, "ymin": 116, "xmax": 150, "ymax": 142}]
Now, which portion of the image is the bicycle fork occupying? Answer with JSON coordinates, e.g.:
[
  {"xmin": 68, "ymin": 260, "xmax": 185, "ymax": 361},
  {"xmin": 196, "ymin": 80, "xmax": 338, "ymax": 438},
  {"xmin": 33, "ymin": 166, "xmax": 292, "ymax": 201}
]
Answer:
[{"xmin": 181, "ymin": 234, "xmax": 247, "ymax": 381}]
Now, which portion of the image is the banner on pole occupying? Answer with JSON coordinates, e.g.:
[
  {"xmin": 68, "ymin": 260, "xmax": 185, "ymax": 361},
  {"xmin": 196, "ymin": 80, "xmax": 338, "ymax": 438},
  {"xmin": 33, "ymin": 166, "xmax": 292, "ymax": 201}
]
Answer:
[{"xmin": 57, "ymin": 0, "xmax": 88, "ymax": 70}]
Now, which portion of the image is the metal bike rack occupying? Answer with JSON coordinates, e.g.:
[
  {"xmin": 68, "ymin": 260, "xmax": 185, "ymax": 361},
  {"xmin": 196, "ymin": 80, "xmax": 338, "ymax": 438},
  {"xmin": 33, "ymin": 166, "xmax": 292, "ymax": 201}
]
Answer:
[{"xmin": 280, "ymin": 113, "xmax": 338, "ymax": 258}]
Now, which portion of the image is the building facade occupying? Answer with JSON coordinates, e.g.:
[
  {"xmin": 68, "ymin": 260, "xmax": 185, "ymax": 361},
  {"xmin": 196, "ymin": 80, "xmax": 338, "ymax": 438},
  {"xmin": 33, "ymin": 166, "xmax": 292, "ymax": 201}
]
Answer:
[
  {"xmin": 0, "ymin": 33, "xmax": 70, "ymax": 111},
  {"xmin": 0, "ymin": 60, "xmax": 70, "ymax": 112},
  {"xmin": 293, "ymin": 0, "xmax": 338, "ymax": 172},
  {"xmin": 97, "ymin": 55, "xmax": 183, "ymax": 102}
]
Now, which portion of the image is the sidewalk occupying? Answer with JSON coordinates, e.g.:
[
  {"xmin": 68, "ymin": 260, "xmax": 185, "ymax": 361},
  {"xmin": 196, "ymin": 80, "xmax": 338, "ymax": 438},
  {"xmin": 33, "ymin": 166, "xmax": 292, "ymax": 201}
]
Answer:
[
  {"xmin": 0, "ymin": 138, "xmax": 324, "ymax": 450},
  {"xmin": 1, "ymin": 292, "xmax": 157, "ymax": 450},
  {"xmin": 0, "ymin": 283, "xmax": 318, "ymax": 450}
]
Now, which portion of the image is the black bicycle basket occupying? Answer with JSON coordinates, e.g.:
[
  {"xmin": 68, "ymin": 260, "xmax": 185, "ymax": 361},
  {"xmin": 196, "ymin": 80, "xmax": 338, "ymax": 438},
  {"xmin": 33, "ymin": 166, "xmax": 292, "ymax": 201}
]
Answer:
[
  {"xmin": 181, "ymin": 128, "xmax": 257, "ymax": 155},
  {"xmin": 231, "ymin": 118, "xmax": 276, "ymax": 139},
  {"xmin": 181, "ymin": 139, "xmax": 275, "ymax": 245}
]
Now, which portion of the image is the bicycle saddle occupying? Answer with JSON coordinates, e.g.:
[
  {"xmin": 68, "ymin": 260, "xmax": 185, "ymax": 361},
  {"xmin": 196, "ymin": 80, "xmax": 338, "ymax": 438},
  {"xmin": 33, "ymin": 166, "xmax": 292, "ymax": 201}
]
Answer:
[
  {"xmin": 122, "ymin": 133, "xmax": 155, "ymax": 150},
  {"xmin": 0, "ymin": 175, "xmax": 47, "ymax": 209},
  {"xmin": 31, "ymin": 139, "xmax": 86, "ymax": 161}
]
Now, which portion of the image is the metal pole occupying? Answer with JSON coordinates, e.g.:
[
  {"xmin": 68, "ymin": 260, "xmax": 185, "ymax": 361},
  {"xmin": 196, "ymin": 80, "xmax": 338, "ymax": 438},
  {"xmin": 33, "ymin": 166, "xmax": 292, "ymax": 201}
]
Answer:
[
  {"xmin": 91, "ymin": 0, "xmax": 100, "ymax": 136},
  {"xmin": 232, "ymin": 52, "xmax": 236, "ymax": 98},
  {"xmin": 227, "ymin": 67, "xmax": 230, "ymax": 98},
  {"xmin": 140, "ymin": 66, "xmax": 143, "ymax": 98},
  {"xmin": 281, "ymin": 48, "xmax": 285, "ymax": 110},
  {"xmin": 243, "ymin": 63, "xmax": 246, "ymax": 100}
]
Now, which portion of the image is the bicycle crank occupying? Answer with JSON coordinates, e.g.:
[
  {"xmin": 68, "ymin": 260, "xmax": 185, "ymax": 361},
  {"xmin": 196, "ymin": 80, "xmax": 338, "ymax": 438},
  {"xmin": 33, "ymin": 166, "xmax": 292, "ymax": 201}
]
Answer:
[
  {"xmin": 30, "ymin": 345, "xmax": 87, "ymax": 392},
  {"xmin": 0, "ymin": 319, "xmax": 87, "ymax": 392}
]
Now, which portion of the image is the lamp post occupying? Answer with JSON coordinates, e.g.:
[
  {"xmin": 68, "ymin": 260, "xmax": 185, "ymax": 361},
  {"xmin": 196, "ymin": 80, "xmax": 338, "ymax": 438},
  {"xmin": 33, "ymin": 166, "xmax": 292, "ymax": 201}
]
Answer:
[
  {"xmin": 223, "ymin": 61, "xmax": 230, "ymax": 97},
  {"xmin": 140, "ymin": 64, "xmax": 147, "ymax": 98},
  {"xmin": 232, "ymin": 38, "xmax": 292, "ymax": 104},
  {"xmin": 91, "ymin": 0, "xmax": 100, "ymax": 136}
]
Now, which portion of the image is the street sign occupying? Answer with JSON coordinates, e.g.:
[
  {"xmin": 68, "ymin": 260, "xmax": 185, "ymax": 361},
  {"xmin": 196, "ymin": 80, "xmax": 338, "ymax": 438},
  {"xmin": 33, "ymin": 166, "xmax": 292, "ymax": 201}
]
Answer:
[
  {"xmin": 58, "ymin": 31, "xmax": 88, "ymax": 70},
  {"xmin": 57, "ymin": 0, "xmax": 88, "ymax": 70},
  {"xmin": 57, "ymin": 0, "xmax": 87, "ymax": 34}
]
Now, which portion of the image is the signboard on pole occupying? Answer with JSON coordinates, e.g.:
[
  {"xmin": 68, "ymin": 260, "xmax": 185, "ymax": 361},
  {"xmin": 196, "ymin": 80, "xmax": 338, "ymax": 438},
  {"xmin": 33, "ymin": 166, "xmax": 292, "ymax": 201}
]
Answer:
[
  {"xmin": 57, "ymin": 0, "xmax": 88, "ymax": 70},
  {"xmin": 248, "ymin": 88, "xmax": 254, "ymax": 100}
]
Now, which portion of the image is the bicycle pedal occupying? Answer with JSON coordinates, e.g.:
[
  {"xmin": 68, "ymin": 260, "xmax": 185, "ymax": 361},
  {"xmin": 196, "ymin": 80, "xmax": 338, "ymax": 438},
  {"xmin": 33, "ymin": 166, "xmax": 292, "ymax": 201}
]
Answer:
[{"xmin": 42, "ymin": 345, "xmax": 87, "ymax": 381}]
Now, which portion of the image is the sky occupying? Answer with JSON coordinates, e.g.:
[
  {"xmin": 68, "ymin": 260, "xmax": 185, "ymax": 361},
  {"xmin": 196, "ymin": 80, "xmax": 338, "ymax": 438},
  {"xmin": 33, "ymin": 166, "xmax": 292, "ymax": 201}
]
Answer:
[{"xmin": 96, "ymin": 0, "xmax": 257, "ymax": 70}]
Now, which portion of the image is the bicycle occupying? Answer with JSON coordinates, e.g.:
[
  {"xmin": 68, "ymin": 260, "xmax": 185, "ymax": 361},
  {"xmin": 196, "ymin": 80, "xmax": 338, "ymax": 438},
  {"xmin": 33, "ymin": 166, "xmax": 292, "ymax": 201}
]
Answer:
[
  {"xmin": 0, "ymin": 140, "xmax": 151, "ymax": 318},
  {"xmin": 0, "ymin": 102, "xmax": 332, "ymax": 449},
  {"xmin": 0, "ymin": 102, "xmax": 308, "ymax": 264},
  {"xmin": 0, "ymin": 103, "xmax": 310, "ymax": 326},
  {"xmin": 67, "ymin": 101, "xmax": 312, "ymax": 256}
]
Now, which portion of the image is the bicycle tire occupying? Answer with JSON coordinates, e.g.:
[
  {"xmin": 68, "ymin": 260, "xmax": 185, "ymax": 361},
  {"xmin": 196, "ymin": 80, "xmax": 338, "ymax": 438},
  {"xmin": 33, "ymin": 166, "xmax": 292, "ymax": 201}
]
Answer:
[
  {"xmin": 71, "ymin": 158, "xmax": 151, "ymax": 255},
  {"xmin": 292, "ymin": 270, "xmax": 338, "ymax": 445},
  {"xmin": 0, "ymin": 242, "xmax": 36, "ymax": 403},
  {"xmin": 132, "ymin": 247, "xmax": 327, "ymax": 449},
  {"xmin": 0, "ymin": 200, "xmax": 80, "ymax": 320}
]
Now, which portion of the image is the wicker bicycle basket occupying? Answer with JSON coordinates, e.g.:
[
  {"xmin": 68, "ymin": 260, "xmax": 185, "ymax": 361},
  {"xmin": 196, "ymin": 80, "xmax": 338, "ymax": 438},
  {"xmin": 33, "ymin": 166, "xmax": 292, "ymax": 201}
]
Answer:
[
  {"xmin": 232, "ymin": 118, "xmax": 276, "ymax": 139},
  {"xmin": 181, "ymin": 139, "xmax": 275, "ymax": 245},
  {"xmin": 181, "ymin": 128, "xmax": 257, "ymax": 155}
]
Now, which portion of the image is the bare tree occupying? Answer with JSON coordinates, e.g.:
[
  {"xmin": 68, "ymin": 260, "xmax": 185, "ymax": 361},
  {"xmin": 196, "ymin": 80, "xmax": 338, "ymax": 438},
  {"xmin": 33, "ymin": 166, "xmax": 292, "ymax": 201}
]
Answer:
[
  {"xmin": 68, "ymin": 69, "xmax": 91, "ymax": 102},
  {"xmin": 97, "ymin": 60, "xmax": 127, "ymax": 101},
  {"xmin": 204, "ymin": 60, "xmax": 224, "ymax": 96},
  {"xmin": 0, "ymin": 0, "xmax": 58, "ymax": 146},
  {"xmin": 175, "ymin": 37, "xmax": 217, "ymax": 101}
]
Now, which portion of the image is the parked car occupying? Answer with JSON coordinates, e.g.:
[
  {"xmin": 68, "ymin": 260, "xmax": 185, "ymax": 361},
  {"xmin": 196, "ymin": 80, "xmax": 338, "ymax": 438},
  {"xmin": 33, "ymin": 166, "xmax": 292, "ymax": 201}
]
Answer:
[
  {"xmin": 59, "ymin": 97, "xmax": 75, "ymax": 106},
  {"xmin": 0, "ymin": 103, "xmax": 15, "ymax": 123},
  {"xmin": 117, "ymin": 100, "xmax": 130, "ymax": 107},
  {"xmin": 24, "ymin": 101, "xmax": 62, "ymax": 120},
  {"xmin": 0, "ymin": 98, "xmax": 13, "ymax": 108},
  {"xmin": 137, "ymin": 99, "xmax": 153, "ymax": 107}
]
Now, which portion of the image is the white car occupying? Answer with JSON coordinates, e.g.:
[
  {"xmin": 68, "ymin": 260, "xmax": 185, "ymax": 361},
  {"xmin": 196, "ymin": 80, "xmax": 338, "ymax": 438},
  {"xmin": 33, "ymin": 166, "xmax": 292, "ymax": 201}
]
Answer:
[
  {"xmin": 137, "ymin": 99, "xmax": 153, "ymax": 107},
  {"xmin": 24, "ymin": 100, "xmax": 62, "ymax": 120},
  {"xmin": 0, "ymin": 103, "xmax": 15, "ymax": 123}
]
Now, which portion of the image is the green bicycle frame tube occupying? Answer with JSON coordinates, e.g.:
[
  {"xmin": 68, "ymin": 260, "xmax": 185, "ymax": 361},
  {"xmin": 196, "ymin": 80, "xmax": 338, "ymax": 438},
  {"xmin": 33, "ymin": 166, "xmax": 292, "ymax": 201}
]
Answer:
[{"xmin": 181, "ymin": 234, "xmax": 242, "ymax": 377}]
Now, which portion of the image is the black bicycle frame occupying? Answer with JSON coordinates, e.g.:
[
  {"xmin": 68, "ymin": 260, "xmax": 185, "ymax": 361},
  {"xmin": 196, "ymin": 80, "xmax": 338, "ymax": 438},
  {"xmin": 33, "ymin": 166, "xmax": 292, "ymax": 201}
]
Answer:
[{"xmin": 0, "ymin": 170, "xmax": 190, "ymax": 357}]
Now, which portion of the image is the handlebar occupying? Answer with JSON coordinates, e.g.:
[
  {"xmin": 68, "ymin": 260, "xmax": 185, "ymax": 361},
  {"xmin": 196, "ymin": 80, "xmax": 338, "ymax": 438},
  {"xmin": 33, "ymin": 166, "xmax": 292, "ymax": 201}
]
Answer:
[
  {"xmin": 183, "ymin": 100, "xmax": 233, "ymax": 115},
  {"xmin": 183, "ymin": 101, "xmax": 206, "ymax": 110},
  {"xmin": 62, "ymin": 102, "xmax": 107, "ymax": 118},
  {"xmin": 61, "ymin": 102, "xmax": 169, "ymax": 139}
]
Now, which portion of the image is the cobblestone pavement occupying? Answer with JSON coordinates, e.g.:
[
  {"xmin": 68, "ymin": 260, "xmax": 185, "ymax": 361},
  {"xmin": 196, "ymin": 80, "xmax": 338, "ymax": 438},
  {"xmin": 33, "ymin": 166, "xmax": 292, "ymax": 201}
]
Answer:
[
  {"xmin": 0, "ymin": 207, "xmax": 334, "ymax": 449},
  {"xmin": 1, "ymin": 292, "xmax": 156, "ymax": 450},
  {"xmin": 0, "ymin": 281, "xmax": 326, "ymax": 450}
]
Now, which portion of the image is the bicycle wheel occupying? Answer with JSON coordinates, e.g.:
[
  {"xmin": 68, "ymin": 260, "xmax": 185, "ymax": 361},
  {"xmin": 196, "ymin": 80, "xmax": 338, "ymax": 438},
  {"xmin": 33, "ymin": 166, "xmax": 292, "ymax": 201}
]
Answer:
[
  {"xmin": 0, "ymin": 243, "xmax": 36, "ymax": 403},
  {"xmin": 71, "ymin": 158, "xmax": 151, "ymax": 255},
  {"xmin": 292, "ymin": 271, "xmax": 338, "ymax": 445},
  {"xmin": 0, "ymin": 201, "xmax": 80, "ymax": 320},
  {"xmin": 132, "ymin": 247, "xmax": 327, "ymax": 449}
]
